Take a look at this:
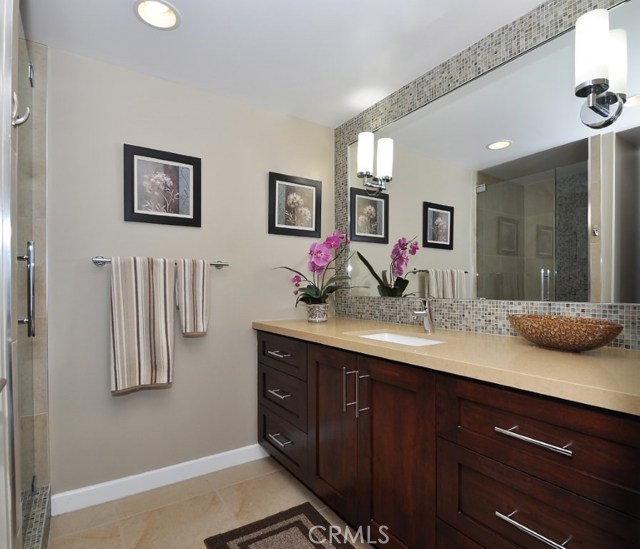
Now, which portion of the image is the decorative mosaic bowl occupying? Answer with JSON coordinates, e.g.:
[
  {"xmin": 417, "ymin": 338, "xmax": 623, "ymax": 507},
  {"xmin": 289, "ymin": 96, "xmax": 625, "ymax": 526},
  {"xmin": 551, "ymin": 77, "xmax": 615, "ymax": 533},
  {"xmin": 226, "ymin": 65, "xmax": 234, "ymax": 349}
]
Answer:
[{"xmin": 508, "ymin": 314, "xmax": 623, "ymax": 352}]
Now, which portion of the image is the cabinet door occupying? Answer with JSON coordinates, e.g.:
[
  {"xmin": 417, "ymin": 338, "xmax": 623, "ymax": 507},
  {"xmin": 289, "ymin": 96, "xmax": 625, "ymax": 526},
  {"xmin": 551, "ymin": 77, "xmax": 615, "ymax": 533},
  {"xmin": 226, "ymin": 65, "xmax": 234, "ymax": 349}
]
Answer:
[
  {"xmin": 308, "ymin": 344, "xmax": 360, "ymax": 526},
  {"xmin": 358, "ymin": 356, "xmax": 436, "ymax": 549}
]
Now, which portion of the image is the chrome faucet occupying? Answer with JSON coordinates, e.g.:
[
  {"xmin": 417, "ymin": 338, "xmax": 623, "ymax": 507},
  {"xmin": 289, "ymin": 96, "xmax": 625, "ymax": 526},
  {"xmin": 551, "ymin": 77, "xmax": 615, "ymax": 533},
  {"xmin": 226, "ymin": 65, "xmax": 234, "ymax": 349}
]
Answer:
[{"xmin": 413, "ymin": 299, "xmax": 435, "ymax": 334}]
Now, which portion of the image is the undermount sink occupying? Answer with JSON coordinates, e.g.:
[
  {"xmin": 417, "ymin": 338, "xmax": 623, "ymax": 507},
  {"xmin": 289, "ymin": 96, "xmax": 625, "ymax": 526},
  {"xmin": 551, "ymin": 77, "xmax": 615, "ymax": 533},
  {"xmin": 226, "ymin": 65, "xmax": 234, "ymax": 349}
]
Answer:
[{"xmin": 359, "ymin": 332, "xmax": 444, "ymax": 347}]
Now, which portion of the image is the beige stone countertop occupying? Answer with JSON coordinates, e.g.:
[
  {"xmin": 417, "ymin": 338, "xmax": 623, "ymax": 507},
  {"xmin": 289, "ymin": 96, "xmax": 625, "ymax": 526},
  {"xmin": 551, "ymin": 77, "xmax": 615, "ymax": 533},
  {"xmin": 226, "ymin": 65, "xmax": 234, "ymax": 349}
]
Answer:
[{"xmin": 252, "ymin": 317, "xmax": 640, "ymax": 417}]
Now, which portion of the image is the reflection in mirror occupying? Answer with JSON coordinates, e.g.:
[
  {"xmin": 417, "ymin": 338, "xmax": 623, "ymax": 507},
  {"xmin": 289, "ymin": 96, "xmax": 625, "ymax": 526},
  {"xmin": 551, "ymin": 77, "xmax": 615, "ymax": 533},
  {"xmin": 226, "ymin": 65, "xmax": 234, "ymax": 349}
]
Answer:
[{"xmin": 347, "ymin": 0, "xmax": 640, "ymax": 303}]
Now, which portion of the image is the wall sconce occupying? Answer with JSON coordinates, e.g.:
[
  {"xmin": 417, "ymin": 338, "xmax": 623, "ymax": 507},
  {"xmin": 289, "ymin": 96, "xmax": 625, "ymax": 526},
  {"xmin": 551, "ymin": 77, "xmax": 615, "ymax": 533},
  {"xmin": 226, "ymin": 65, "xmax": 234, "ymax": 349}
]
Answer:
[
  {"xmin": 356, "ymin": 132, "xmax": 394, "ymax": 196},
  {"xmin": 575, "ymin": 9, "xmax": 627, "ymax": 129}
]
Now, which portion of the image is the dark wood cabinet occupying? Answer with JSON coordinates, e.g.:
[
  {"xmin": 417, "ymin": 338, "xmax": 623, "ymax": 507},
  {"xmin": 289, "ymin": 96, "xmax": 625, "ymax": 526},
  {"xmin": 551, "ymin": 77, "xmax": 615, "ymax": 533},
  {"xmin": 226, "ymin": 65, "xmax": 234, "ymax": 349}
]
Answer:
[
  {"xmin": 436, "ymin": 375, "xmax": 640, "ymax": 548},
  {"xmin": 307, "ymin": 344, "xmax": 361, "ymax": 525},
  {"xmin": 256, "ymin": 330, "xmax": 640, "ymax": 548},
  {"xmin": 357, "ymin": 355, "xmax": 436, "ymax": 549}
]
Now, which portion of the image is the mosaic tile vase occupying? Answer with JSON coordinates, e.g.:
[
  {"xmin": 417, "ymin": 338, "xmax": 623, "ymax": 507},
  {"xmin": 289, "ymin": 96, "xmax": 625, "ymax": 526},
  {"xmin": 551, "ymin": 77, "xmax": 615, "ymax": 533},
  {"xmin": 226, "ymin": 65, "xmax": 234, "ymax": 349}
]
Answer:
[{"xmin": 307, "ymin": 303, "xmax": 328, "ymax": 323}]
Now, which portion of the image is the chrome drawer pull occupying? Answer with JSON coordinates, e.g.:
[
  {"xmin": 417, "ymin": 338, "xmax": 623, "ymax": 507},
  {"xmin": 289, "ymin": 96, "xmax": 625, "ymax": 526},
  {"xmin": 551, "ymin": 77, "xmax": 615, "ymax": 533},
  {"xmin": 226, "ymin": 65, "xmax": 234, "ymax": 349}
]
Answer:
[
  {"xmin": 267, "ymin": 350, "xmax": 292, "ymax": 359},
  {"xmin": 267, "ymin": 388, "xmax": 292, "ymax": 400},
  {"xmin": 494, "ymin": 425, "xmax": 573, "ymax": 457},
  {"xmin": 267, "ymin": 432, "xmax": 293, "ymax": 448},
  {"xmin": 496, "ymin": 510, "xmax": 572, "ymax": 549}
]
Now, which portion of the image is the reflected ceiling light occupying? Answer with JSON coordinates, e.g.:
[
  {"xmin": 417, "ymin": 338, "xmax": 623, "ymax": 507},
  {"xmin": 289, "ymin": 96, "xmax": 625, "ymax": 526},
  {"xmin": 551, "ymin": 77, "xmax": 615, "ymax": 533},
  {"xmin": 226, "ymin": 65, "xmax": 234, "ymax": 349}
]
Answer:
[
  {"xmin": 574, "ymin": 9, "xmax": 627, "ymax": 129},
  {"xmin": 356, "ymin": 132, "xmax": 394, "ymax": 196},
  {"xmin": 486, "ymin": 140, "xmax": 512, "ymax": 150},
  {"xmin": 135, "ymin": 0, "xmax": 181, "ymax": 30}
]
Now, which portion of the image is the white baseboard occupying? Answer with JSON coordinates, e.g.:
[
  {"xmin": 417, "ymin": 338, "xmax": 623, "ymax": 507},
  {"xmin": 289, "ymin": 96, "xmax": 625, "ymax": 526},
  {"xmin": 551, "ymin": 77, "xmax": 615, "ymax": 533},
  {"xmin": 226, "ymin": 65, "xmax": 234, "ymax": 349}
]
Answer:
[{"xmin": 51, "ymin": 443, "xmax": 269, "ymax": 516}]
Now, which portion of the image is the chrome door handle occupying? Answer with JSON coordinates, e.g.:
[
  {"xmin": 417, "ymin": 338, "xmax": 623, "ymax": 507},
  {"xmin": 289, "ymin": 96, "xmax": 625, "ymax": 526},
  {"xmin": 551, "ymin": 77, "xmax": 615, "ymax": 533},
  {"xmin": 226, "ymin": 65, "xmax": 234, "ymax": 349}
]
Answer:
[
  {"xmin": 11, "ymin": 92, "xmax": 31, "ymax": 127},
  {"xmin": 17, "ymin": 241, "xmax": 35, "ymax": 337},
  {"xmin": 342, "ymin": 367, "xmax": 357, "ymax": 412},
  {"xmin": 266, "ymin": 350, "xmax": 292, "ymax": 359},
  {"xmin": 267, "ymin": 432, "xmax": 293, "ymax": 448},
  {"xmin": 496, "ymin": 510, "xmax": 572, "ymax": 549},
  {"xmin": 267, "ymin": 388, "xmax": 292, "ymax": 400},
  {"xmin": 494, "ymin": 425, "xmax": 572, "ymax": 457},
  {"xmin": 356, "ymin": 373, "xmax": 370, "ymax": 418}
]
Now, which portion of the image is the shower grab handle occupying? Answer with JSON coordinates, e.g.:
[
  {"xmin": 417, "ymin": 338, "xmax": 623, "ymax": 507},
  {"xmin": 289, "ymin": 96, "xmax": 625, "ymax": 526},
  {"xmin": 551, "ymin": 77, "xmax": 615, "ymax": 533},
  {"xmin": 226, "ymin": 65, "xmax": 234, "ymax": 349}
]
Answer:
[{"xmin": 17, "ymin": 241, "xmax": 35, "ymax": 337}]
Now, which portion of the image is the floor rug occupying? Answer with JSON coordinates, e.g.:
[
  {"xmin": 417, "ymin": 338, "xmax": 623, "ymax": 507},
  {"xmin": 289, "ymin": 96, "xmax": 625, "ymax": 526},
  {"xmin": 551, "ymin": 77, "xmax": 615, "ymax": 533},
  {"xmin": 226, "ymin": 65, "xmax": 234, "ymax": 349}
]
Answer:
[{"xmin": 204, "ymin": 502, "xmax": 355, "ymax": 548}]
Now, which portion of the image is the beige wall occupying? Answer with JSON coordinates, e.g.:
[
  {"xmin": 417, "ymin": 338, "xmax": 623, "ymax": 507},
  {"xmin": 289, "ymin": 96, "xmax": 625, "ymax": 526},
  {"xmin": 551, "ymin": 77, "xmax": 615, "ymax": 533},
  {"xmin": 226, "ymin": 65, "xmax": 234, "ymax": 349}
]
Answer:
[{"xmin": 47, "ymin": 49, "xmax": 334, "ymax": 493}]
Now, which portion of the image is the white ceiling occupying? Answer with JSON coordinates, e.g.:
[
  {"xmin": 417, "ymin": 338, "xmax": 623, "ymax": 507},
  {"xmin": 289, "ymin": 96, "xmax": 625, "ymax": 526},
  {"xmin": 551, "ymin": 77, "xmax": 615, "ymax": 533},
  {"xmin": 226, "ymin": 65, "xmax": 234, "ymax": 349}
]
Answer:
[{"xmin": 20, "ymin": 0, "xmax": 546, "ymax": 128}]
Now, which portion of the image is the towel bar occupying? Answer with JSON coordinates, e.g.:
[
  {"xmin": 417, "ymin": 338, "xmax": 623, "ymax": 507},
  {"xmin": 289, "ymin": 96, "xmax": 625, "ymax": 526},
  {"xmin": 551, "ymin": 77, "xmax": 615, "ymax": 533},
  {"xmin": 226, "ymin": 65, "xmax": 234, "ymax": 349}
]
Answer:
[{"xmin": 91, "ymin": 256, "xmax": 230, "ymax": 270}]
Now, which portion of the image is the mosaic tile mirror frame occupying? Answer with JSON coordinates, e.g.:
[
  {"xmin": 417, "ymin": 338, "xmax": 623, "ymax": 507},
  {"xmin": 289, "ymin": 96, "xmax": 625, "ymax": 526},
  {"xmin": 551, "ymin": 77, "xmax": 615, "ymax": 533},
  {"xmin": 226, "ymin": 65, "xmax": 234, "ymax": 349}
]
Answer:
[{"xmin": 332, "ymin": 0, "xmax": 639, "ymax": 349}]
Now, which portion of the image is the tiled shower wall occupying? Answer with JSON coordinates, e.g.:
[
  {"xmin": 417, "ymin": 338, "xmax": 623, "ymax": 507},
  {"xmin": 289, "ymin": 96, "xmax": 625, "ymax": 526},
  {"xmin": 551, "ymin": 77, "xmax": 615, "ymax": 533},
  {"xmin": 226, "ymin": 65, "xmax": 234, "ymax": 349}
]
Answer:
[{"xmin": 333, "ymin": 0, "xmax": 640, "ymax": 350}]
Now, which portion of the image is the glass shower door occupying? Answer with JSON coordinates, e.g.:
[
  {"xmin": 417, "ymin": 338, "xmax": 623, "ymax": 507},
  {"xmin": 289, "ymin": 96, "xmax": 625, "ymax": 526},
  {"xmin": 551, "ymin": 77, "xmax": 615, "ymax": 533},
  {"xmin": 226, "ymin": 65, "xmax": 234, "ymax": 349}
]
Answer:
[{"xmin": 15, "ymin": 37, "xmax": 36, "ymax": 541}]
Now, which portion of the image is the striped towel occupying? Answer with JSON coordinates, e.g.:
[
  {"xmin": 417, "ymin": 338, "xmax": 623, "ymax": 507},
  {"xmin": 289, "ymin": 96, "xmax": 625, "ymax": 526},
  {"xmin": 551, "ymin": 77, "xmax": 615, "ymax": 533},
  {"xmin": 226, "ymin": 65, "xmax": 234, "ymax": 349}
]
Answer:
[
  {"xmin": 110, "ymin": 257, "xmax": 175, "ymax": 394},
  {"xmin": 176, "ymin": 259, "xmax": 209, "ymax": 336}
]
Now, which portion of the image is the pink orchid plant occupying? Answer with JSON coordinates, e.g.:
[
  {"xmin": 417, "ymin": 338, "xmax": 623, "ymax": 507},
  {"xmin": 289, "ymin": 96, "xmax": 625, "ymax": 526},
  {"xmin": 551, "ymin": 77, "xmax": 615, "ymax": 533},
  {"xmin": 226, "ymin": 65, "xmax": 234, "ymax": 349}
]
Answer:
[
  {"xmin": 281, "ymin": 230, "xmax": 351, "ymax": 305},
  {"xmin": 357, "ymin": 236, "xmax": 419, "ymax": 297}
]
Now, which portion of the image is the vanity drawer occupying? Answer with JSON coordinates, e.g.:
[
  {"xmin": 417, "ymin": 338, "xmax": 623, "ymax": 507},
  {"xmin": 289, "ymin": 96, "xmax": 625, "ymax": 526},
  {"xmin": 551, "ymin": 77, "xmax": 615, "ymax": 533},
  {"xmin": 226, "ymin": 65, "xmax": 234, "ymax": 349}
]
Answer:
[
  {"xmin": 258, "ymin": 332, "xmax": 307, "ymax": 381},
  {"xmin": 437, "ymin": 440, "xmax": 640, "ymax": 549},
  {"xmin": 437, "ymin": 375, "xmax": 640, "ymax": 518},
  {"xmin": 259, "ymin": 405, "xmax": 307, "ymax": 480},
  {"xmin": 258, "ymin": 363, "xmax": 307, "ymax": 431}
]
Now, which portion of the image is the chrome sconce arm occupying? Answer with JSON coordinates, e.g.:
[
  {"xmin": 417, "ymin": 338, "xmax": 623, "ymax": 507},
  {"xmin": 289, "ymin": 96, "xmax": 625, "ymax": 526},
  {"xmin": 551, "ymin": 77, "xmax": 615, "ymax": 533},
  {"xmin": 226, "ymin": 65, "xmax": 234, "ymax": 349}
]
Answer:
[
  {"xmin": 574, "ymin": 10, "xmax": 628, "ymax": 130},
  {"xmin": 356, "ymin": 171, "xmax": 392, "ymax": 196}
]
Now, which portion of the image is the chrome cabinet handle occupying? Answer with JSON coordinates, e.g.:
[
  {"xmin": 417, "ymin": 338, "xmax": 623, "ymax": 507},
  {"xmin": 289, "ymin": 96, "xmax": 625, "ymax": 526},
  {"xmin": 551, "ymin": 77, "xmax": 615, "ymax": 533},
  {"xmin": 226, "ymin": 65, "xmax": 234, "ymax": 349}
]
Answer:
[
  {"xmin": 266, "ymin": 350, "xmax": 292, "ymax": 359},
  {"xmin": 11, "ymin": 92, "xmax": 31, "ymax": 127},
  {"xmin": 356, "ymin": 373, "xmax": 370, "ymax": 418},
  {"xmin": 494, "ymin": 425, "xmax": 572, "ymax": 457},
  {"xmin": 342, "ymin": 367, "xmax": 357, "ymax": 412},
  {"xmin": 17, "ymin": 241, "xmax": 35, "ymax": 337},
  {"xmin": 267, "ymin": 432, "xmax": 293, "ymax": 448},
  {"xmin": 267, "ymin": 388, "xmax": 292, "ymax": 400},
  {"xmin": 496, "ymin": 510, "xmax": 572, "ymax": 549}
]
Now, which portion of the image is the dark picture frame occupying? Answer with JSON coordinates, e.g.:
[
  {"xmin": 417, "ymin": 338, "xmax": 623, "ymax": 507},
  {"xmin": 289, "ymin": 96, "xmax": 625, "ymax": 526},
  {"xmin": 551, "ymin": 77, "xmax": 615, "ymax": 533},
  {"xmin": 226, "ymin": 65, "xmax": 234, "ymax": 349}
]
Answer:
[
  {"xmin": 536, "ymin": 224, "xmax": 554, "ymax": 258},
  {"xmin": 124, "ymin": 144, "xmax": 201, "ymax": 227},
  {"xmin": 423, "ymin": 201, "xmax": 454, "ymax": 250},
  {"xmin": 498, "ymin": 216, "xmax": 519, "ymax": 255},
  {"xmin": 349, "ymin": 188, "xmax": 389, "ymax": 244},
  {"xmin": 268, "ymin": 172, "xmax": 321, "ymax": 237}
]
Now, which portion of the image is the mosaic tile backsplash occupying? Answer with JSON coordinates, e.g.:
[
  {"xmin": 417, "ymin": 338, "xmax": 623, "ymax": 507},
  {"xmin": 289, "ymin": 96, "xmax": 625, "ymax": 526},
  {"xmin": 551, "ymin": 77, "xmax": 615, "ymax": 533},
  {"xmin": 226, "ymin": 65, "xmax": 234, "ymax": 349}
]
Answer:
[
  {"xmin": 333, "ymin": 0, "xmax": 639, "ymax": 351},
  {"xmin": 335, "ymin": 296, "xmax": 639, "ymax": 350}
]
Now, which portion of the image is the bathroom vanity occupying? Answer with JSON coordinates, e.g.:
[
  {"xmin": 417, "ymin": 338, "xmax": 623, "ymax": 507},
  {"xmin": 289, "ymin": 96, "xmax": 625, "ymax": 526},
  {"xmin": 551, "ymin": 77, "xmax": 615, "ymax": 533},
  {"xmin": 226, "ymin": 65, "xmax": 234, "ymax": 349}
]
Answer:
[{"xmin": 254, "ymin": 318, "xmax": 640, "ymax": 548}]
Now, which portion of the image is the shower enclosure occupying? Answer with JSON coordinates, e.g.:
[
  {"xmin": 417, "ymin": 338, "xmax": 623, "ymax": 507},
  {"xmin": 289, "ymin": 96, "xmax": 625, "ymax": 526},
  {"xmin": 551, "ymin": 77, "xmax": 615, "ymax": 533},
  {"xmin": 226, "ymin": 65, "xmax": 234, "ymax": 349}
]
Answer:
[
  {"xmin": 476, "ymin": 158, "xmax": 589, "ymax": 302},
  {"xmin": 1, "ymin": 0, "xmax": 50, "ymax": 547}
]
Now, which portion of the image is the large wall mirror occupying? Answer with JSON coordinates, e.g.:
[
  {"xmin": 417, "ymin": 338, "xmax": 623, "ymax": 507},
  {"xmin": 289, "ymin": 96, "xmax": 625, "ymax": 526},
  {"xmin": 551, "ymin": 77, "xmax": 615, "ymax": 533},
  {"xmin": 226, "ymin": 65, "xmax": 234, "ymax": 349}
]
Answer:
[{"xmin": 346, "ymin": 0, "xmax": 640, "ymax": 303}]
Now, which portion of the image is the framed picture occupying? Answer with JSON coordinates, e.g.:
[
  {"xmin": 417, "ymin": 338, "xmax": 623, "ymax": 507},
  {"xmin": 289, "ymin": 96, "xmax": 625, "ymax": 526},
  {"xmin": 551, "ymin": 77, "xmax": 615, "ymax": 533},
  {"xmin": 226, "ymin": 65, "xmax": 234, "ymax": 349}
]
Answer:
[
  {"xmin": 268, "ymin": 172, "xmax": 321, "ymax": 237},
  {"xmin": 536, "ymin": 224, "xmax": 554, "ymax": 258},
  {"xmin": 349, "ymin": 188, "xmax": 389, "ymax": 243},
  {"xmin": 498, "ymin": 216, "xmax": 519, "ymax": 255},
  {"xmin": 124, "ymin": 144, "xmax": 201, "ymax": 227},
  {"xmin": 423, "ymin": 202, "xmax": 454, "ymax": 250}
]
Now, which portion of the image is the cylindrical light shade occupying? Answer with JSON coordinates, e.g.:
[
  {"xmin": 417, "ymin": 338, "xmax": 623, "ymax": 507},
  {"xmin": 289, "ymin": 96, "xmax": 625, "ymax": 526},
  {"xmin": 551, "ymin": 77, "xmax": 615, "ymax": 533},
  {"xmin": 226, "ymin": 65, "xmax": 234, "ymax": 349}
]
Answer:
[
  {"xmin": 357, "ymin": 132, "xmax": 374, "ymax": 174},
  {"xmin": 376, "ymin": 138, "xmax": 394, "ymax": 180},
  {"xmin": 575, "ymin": 9, "xmax": 609, "ymax": 88},
  {"xmin": 609, "ymin": 29, "xmax": 627, "ymax": 96}
]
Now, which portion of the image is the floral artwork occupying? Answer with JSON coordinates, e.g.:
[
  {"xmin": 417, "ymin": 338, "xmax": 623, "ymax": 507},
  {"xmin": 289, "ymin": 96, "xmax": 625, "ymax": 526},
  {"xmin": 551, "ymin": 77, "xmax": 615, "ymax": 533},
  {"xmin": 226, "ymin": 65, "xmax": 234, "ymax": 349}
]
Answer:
[
  {"xmin": 423, "ymin": 201, "xmax": 454, "ymax": 250},
  {"xmin": 268, "ymin": 172, "xmax": 321, "ymax": 237},
  {"xmin": 349, "ymin": 188, "xmax": 389, "ymax": 243},
  {"xmin": 124, "ymin": 144, "xmax": 201, "ymax": 227}
]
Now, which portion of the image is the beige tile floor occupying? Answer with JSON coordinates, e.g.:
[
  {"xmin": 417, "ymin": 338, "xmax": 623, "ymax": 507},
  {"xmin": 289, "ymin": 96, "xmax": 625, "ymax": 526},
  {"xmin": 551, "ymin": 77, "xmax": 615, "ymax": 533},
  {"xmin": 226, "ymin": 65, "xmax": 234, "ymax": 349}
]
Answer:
[{"xmin": 47, "ymin": 457, "xmax": 372, "ymax": 549}]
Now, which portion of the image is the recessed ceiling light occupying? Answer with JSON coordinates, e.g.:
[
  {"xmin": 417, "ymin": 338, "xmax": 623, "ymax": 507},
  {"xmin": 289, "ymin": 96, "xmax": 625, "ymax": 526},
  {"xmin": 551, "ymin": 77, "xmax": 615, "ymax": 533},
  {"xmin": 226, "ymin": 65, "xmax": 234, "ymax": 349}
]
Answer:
[
  {"xmin": 135, "ymin": 0, "xmax": 181, "ymax": 30},
  {"xmin": 486, "ymin": 140, "xmax": 512, "ymax": 150}
]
